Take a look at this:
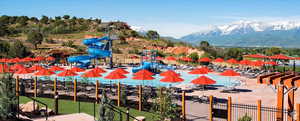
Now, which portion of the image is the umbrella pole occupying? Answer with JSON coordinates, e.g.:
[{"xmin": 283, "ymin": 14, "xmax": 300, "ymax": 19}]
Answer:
[
  {"xmin": 138, "ymin": 85, "xmax": 142, "ymax": 111},
  {"xmin": 34, "ymin": 76, "xmax": 37, "ymax": 98},
  {"xmin": 117, "ymin": 82, "xmax": 121, "ymax": 107}
]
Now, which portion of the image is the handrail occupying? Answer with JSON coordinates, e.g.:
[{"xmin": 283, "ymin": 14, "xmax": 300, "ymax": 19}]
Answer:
[
  {"xmin": 25, "ymin": 96, "xmax": 48, "ymax": 120},
  {"xmin": 105, "ymin": 102, "xmax": 139, "ymax": 120}
]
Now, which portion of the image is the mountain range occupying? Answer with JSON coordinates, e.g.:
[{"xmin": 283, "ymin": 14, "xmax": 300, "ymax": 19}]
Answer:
[{"xmin": 179, "ymin": 20, "xmax": 300, "ymax": 48}]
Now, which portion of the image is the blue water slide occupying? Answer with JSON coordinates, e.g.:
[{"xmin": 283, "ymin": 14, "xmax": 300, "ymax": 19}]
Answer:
[
  {"xmin": 67, "ymin": 36, "xmax": 112, "ymax": 68},
  {"xmin": 132, "ymin": 62, "xmax": 152, "ymax": 73}
]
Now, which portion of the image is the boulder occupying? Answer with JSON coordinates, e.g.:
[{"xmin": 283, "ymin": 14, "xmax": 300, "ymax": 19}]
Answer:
[
  {"xmin": 134, "ymin": 116, "xmax": 145, "ymax": 121},
  {"xmin": 20, "ymin": 101, "xmax": 39, "ymax": 113}
]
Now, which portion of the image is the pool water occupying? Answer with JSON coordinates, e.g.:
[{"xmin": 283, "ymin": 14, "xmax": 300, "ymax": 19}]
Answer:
[{"xmin": 39, "ymin": 68, "xmax": 241, "ymax": 87}]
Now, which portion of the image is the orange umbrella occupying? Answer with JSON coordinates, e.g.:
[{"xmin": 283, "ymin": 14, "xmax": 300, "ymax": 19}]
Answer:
[
  {"xmin": 21, "ymin": 57, "xmax": 33, "ymax": 62},
  {"xmin": 269, "ymin": 54, "xmax": 291, "ymax": 60},
  {"xmin": 30, "ymin": 65, "xmax": 44, "ymax": 71},
  {"xmin": 160, "ymin": 70, "xmax": 180, "ymax": 77},
  {"xmin": 244, "ymin": 54, "xmax": 267, "ymax": 59},
  {"xmin": 239, "ymin": 60, "xmax": 252, "ymax": 65},
  {"xmin": 132, "ymin": 71, "xmax": 155, "ymax": 85},
  {"xmin": 181, "ymin": 57, "xmax": 192, "ymax": 62},
  {"xmin": 134, "ymin": 69, "xmax": 154, "ymax": 76},
  {"xmin": 165, "ymin": 56, "xmax": 177, "ymax": 61},
  {"xmin": 250, "ymin": 60, "xmax": 264, "ymax": 67},
  {"xmin": 57, "ymin": 70, "xmax": 78, "ymax": 77},
  {"xmin": 191, "ymin": 76, "xmax": 216, "ymax": 85},
  {"xmin": 33, "ymin": 56, "xmax": 45, "ymax": 61},
  {"xmin": 156, "ymin": 56, "xmax": 164, "ymax": 60},
  {"xmin": 10, "ymin": 64, "xmax": 25, "ymax": 71},
  {"xmin": 15, "ymin": 68, "xmax": 33, "ymax": 74},
  {"xmin": 198, "ymin": 57, "xmax": 211, "ymax": 62},
  {"xmin": 213, "ymin": 58, "xmax": 224, "ymax": 63},
  {"xmin": 160, "ymin": 76, "xmax": 183, "ymax": 83},
  {"xmin": 34, "ymin": 69, "xmax": 55, "ymax": 76},
  {"xmin": 220, "ymin": 70, "xmax": 240, "ymax": 76},
  {"xmin": 81, "ymin": 70, "xmax": 102, "ymax": 78},
  {"xmin": 226, "ymin": 58, "xmax": 238, "ymax": 64},
  {"xmin": 49, "ymin": 66, "xmax": 65, "ymax": 71},
  {"xmin": 265, "ymin": 61, "xmax": 278, "ymax": 66},
  {"xmin": 0, "ymin": 58, "xmax": 10, "ymax": 63},
  {"xmin": 91, "ymin": 67, "xmax": 106, "ymax": 73},
  {"xmin": 112, "ymin": 68, "xmax": 129, "ymax": 74},
  {"xmin": 70, "ymin": 67, "xmax": 85, "ymax": 72},
  {"xmin": 189, "ymin": 67, "xmax": 212, "ymax": 75},
  {"xmin": 45, "ymin": 56, "xmax": 55, "ymax": 61},
  {"xmin": 104, "ymin": 71, "xmax": 127, "ymax": 80},
  {"xmin": 11, "ymin": 58, "xmax": 21, "ymax": 63},
  {"xmin": 0, "ymin": 64, "xmax": 11, "ymax": 73}
]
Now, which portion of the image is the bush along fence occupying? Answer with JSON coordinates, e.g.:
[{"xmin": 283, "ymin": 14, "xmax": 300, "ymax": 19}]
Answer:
[{"xmin": 208, "ymin": 96, "xmax": 300, "ymax": 121}]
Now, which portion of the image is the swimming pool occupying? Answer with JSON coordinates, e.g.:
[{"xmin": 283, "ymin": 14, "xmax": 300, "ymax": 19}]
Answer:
[{"xmin": 39, "ymin": 68, "xmax": 241, "ymax": 87}]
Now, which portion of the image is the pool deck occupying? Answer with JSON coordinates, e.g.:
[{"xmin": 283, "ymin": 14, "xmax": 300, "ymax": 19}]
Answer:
[{"xmin": 33, "ymin": 113, "xmax": 94, "ymax": 121}]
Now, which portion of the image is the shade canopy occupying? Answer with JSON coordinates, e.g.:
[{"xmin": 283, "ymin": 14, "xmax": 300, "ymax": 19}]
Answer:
[
  {"xmin": 34, "ymin": 69, "xmax": 55, "ymax": 76},
  {"xmin": 165, "ymin": 56, "xmax": 177, "ymax": 61},
  {"xmin": 57, "ymin": 70, "xmax": 78, "ymax": 77},
  {"xmin": 198, "ymin": 57, "xmax": 211, "ymax": 62},
  {"xmin": 49, "ymin": 66, "xmax": 65, "ymax": 71},
  {"xmin": 81, "ymin": 70, "xmax": 102, "ymax": 78},
  {"xmin": 10, "ymin": 64, "xmax": 25, "ymax": 71},
  {"xmin": 132, "ymin": 74, "xmax": 155, "ymax": 80},
  {"xmin": 191, "ymin": 76, "xmax": 216, "ymax": 85},
  {"xmin": 160, "ymin": 70, "xmax": 180, "ymax": 77},
  {"xmin": 91, "ymin": 67, "xmax": 106, "ymax": 73},
  {"xmin": 113, "ymin": 68, "xmax": 129, "ymax": 74},
  {"xmin": 213, "ymin": 58, "xmax": 224, "ymax": 63},
  {"xmin": 0, "ymin": 64, "xmax": 11, "ymax": 73},
  {"xmin": 45, "ymin": 56, "xmax": 55, "ymax": 61},
  {"xmin": 180, "ymin": 57, "xmax": 192, "ymax": 62},
  {"xmin": 15, "ymin": 68, "xmax": 33, "ymax": 74},
  {"xmin": 30, "ymin": 65, "xmax": 44, "ymax": 71},
  {"xmin": 265, "ymin": 61, "xmax": 278, "ymax": 66},
  {"xmin": 226, "ymin": 58, "xmax": 238, "ymax": 64},
  {"xmin": 244, "ymin": 54, "xmax": 267, "ymax": 59},
  {"xmin": 160, "ymin": 76, "xmax": 184, "ymax": 83},
  {"xmin": 239, "ymin": 60, "xmax": 252, "ymax": 65},
  {"xmin": 189, "ymin": 67, "xmax": 212, "ymax": 74},
  {"xmin": 70, "ymin": 67, "xmax": 85, "ymax": 72},
  {"xmin": 21, "ymin": 57, "xmax": 33, "ymax": 62},
  {"xmin": 220, "ymin": 70, "xmax": 240, "ymax": 76},
  {"xmin": 269, "ymin": 54, "xmax": 291, "ymax": 60},
  {"xmin": 134, "ymin": 69, "xmax": 154, "ymax": 76},
  {"xmin": 104, "ymin": 71, "xmax": 127, "ymax": 79},
  {"xmin": 250, "ymin": 60, "xmax": 264, "ymax": 67},
  {"xmin": 33, "ymin": 56, "xmax": 45, "ymax": 61}
]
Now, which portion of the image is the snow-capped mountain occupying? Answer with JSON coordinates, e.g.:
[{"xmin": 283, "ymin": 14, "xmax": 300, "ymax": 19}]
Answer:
[{"xmin": 180, "ymin": 20, "xmax": 300, "ymax": 48}]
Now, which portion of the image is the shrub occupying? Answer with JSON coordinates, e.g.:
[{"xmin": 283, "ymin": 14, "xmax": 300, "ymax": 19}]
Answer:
[{"xmin": 238, "ymin": 114, "xmax": 252, "ymax": 121}]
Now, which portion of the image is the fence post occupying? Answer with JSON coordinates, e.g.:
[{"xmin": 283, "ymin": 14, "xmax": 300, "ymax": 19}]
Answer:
[
  {"xmin": 182, "ymin": 91, "xmax": 186, "ymax": 121},
  {"xmin": 288, "ymin": 88, "xmax": 294, "ymax": 121},
  {"xmin": 16, "ymin": 76, "xmax": 19, "ymax": 96},
  {"xmin": 54, "ymin": 78, "xmax": 57, "ymax": 95},
  {"xmin": 138, "ymin": 85, "xmax": 142, "ymax": 111},
  {"xmin": 118, "ymin": 82, "xmax": 121, "ymax": 107},
  {"xmin": 34, "ymin": 76, "xmax": 37, "ymax": 97},
  {"xmin": 126, "ymin": 108, "xmax": 130, "ymax": 121},
  {"xmin": 54, "ymin": 92, "xmax": 59, "ymax": 115},
  {"xmin": 297, "ymin": 103, "xmax": 300, "ymax": 121},
  {"xmin": 74, "ymin": 79, "xmax": 77, "ymax": 102},
  {"xmin": 96, "ymin": 80, "xmax": 99, "ymax": 103},
  {"xmin": 257, "ymin": 100, "xmax": 261, "ymax": 121},
  {"xmin": 209, "ymin": 95, "xmax": 213, "ymax": 121},
  {"xmin": 228, "ymin": 96, "xmax": 232, "ymax": 121},
  {"xmin": 276, "ymin": 85, "xmax": 284, "ymax": 121}
]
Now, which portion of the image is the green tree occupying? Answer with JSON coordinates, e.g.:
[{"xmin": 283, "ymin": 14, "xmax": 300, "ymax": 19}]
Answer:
[
  {"xmin": 200, "ymin": 41, "xmax": 210, "ymax": 48},
  {"xmin": 0, "ymin": 73, "xmax": 17, "ymax": 120},
  {"xmin": 238, "ymin": 114, "xmax": 252, "ymax": 121},
  {"xmin": 40, "ymin": 15, "xmax": 49, "ymax": 24},
  {"xmin": 26, "ymin": 31, "xmax": 43, "ymax": 49},
  {"xmin": 188, "ymin": 52, "xmax": 199, "ymax": 61},
  {"xmin": 265, "ymin": 47, "xmax": 283, "ymax": 56},
  {"xmin": 98, "ymin": 90, "xmax": 115, "ymax": 121},
  {"xmin": 225, "ymin": 48, "xmax": 243, "ymax": 60},
  {"xmin": 8, "ymin": 40, "xmax": 30, "ymax": 58},
  {"xmin": 55, "ymin": 16, "xmax": 62, "ymax": 21},
  {"xmin": 0, "ymin": 40, "xmax": 10, "ymax": 57},
  {"xmin": 146, "ymin": 30, "xmax": 159, "ymax": 40},
  {"xmin": 63, "ymin": 15, "xmax": 70, "ymax": 20}
]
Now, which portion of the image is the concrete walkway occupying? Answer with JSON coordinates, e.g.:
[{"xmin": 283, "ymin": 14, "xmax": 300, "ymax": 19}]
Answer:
[{"xmin": 34, "ymin": 113, "xmax": 94, "ymax": 121}]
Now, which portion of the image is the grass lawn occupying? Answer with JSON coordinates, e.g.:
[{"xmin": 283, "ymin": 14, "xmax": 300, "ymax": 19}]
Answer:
[{"xmin": 19, "ymin": 96, "xmax": 159, "ymax": 121}]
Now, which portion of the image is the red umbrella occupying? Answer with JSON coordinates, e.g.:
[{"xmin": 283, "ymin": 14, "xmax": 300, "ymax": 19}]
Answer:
[
  {"xmin": 34, "ymin": 69, "xmax": 55, "ymax": 76},
  {"xmin": 81, "ymin": 70, "xmax": 102, "ymax": 78},
  {"xmin": 104, "ymin": 71, "xmax": 127, "ymax": 80},
  {"xmin": 45, "ymin": 56, "xmax": 55, "ymax": 61},
  {"xmin": 213, "ymin": 58, "xmax": 224, "ymax": 63},
  {"xmin": 160, "ymin": 70, "xmax": 180, "ymax": 77},
  {"xmin": 11, "ymin": 58, "xmax": 21, "ymax": 63},
  {"xmin": 10, "ymin": 64, "xmax": 25, "ymax": 71},
  {"xmin": 0, "ymin": 58, "xmax": 10, "ymax": 63},
  {"xmin": 239, "ymin": 60, "xmax": 252, "ymax": 65},
  {"xmin": 91, "ymin": 67, "xmax": 106, "ymax": 73},
  {"xmin": 191, "ymin": 76, "xmax": 216, "ymax": 85},
  {"xmin": 15, "ymin": 68, "xmax": 33, "ymax": 74},
  {"xmin": 30, "ymin": 65, "xmax": 44, "ymax": 71},
  {"xmin": 160, "ymin": 76, "xmax": 184, "ymax": 83},
  {"xmin": 226, "ymin": 58, "xmax": 238, "ymax": 64},
  {"xmin": 49, "ymin": 66, "xmax": 65, "ymax": 71},
  {"xmin": 294, "ymin": 57, "xmax": 300, "ymax": 60},
  {"xmin": 269, "ymin": 54, "xmax": 291, "ymax": 60},
  {"xmin": 33, "ymin": 56, "xmax": 45, "ymax": 61},
  {"xmin": 0, "ymin": 64, "xmax": 11, "ymax": 73},
  {"xmin": 156, "ymin": 56, "xmax": 164, "ymax": 60},
  {"xmin": 181, "ymin": 57, "xmax": 192, "ymax": 62},
  {"xmin": 21, "ymin": 57, "xmax": 33, "ymax": 62},
  {"xmin": 57, "ymin": 70, "xmax": 78, "ymax": 77},
  {"xmin": 134, "ymin": 69, "xmax": 154, "ymax": 76},
  {"xmin": 132, "ymin": 74, "xmax": 155, "ymax": 80},
  {"xmin": 220, "ymin": 70, "xmax": 240, "ymax": 76},
  {"xmin": 198, "ymin": 57, "xmax": 211, "ymax": 62},
  {"xmin": 189, "ymin": 67, "xmax": 212, "ymax": 74},
  {"xmin": 165, "ymin": 56, "xmax": 177, "ymax": 61},
  {"xmin": 112, "ymin": 68, "xmax": 129, "ymax": 74},
  {"xmin": 250, "ymin": 60, "xmax": 264, "ymax": 67},
  {"xmin": 244, "ymin": 54, "xmax": 267, "ymax": 59},
  {"xmin": 70, "ymin": 67, "xmax": 85, "ymax": 72},
  {"xmin": 265, "ymin": 61, "xmax": 278, "ymax": 66}
]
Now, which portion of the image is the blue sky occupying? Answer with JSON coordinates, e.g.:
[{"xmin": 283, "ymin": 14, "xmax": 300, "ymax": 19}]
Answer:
[{"xmin": 1, "ymin": 0, "xmax": 300, "ymax": 38}]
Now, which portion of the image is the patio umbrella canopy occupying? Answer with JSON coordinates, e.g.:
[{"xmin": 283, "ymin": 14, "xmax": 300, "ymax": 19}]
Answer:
[
  {"xmin": 198, "ymin": 57, "xmax": 211, "ymax": 62},
  {"xmin": 0, "ymin": 64, "xmax": 11, "ymax": 73},
  {"xmin": 269, "ymin": 54, "xmax": 291, "ymax": 60},
  {"xmin": 15, "ymin": 68, "xmax": 33, "ymax": 74},
  {"xmin": 30, "ymin": 65, "xmax": 44, "ymax": 71},
  {"xmin": 265, "ymin": 61, "xmax": 278, "ymax": 66},
  {"xmin": 81, "ymin": 70, "xmax": 102, "ymax": 78},
  {"xmin": 165, "ymin": 56, "xmax": 177, "ymax": 61},
  {"xmin": 188, "ymin": 67, "xmax": 212, "ymax": 75},
  {"xmin": 250, "ymin": 60, "xmax": 265, "ymax": 67},
  {"xmin": 160, "ymin": 76, "xmax": 184, "ymax": 83},
  {"xmin": 34, "ymin": 69, "xmax": 55, "ymax": 76},
  {"xmin": 91, "ymin": 67, "xmax": 106, "ymax": 73},
  {"xmin": 49, "ymin": 66, "xmax": 65, "ymax": 71},
  {"xmin": 132, "ymin": 74, "xmax": 155, "ymax": 80},
  {"xmin": 34, "ymin": 56, "xmax": 45, "ymax": 61},
  {"xmin": 112, "ymin": 68, "xmax": 129, "ymax": 74},
  {"xmin": 219, "ymin": 70, "xmax": 240, "ymax": 76},
  {"xmin": 160, "ymin": 70, "xmax": 180, "ymax": 77},
  {"xmin": 213, "ymin": 58, "xmax": 224, "ymax": 63},
  {"xmin": 21, "ymin": 57, "xmax": 33, "ymax": 62},
  {"xmin": 45, "ymin": 56, "xmax": 55, "ymax": 61},
  {"xmin": 244, "ymin": 54, "xmax": 267, "ymax": 59},
  {"xmin": 226, "ymin": 58, "xmax": 239, "ymax": 64},
  {"xmin": 57, "ymin": 70, "xmax": 78, "ymax": 77},
  {"xmin": 104, "ymin": 71, "xmax": 127, "ymax": 80},
  {"xmin": 10, "ymin": 64, "xmax": 25, "ymax": 71},
  {"xmin": 239, "ymin": 60, "xmax": 252, "ymax": 65},
  {"xmin": 70, "ymin": 67, "xmax": 85, "ymax": 72},
  {"xmin": 134, "ymin": 69, "xmax": 154, "ymax": 76},
  {"xmin": 191, "ymin": 76, "xmax": 216, "ymax": 85}
]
